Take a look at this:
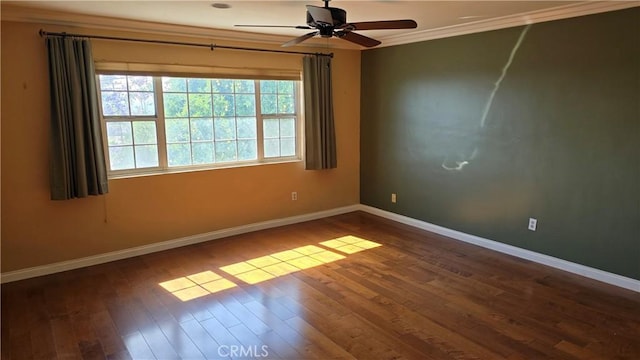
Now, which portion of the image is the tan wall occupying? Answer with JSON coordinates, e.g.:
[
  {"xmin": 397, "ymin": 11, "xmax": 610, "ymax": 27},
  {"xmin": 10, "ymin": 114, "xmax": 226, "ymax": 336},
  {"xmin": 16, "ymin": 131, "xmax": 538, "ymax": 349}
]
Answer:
[{"xmin": 0, "ymin": 21, "xmax": 361, "ymax": 273}]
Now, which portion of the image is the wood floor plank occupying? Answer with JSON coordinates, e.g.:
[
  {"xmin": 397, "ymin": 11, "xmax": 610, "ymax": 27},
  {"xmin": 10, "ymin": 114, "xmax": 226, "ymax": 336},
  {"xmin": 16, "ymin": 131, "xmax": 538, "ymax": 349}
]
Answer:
[
  {"xmin": 127, "ymin": 298, "xmax": 180, "ymax": 360},
  {"xmin": 199, "ymin": 298, "xmax": 242, "ymax": 329},
  {"xmin": 89, "ymin": 309, "xmax": 130, "ymax": 359},
  {"xmin": 155, "ymin": 318, "xmax": 206, "ymax": 360},
  {"xmin": 8, "ymin": 331, "xmax": 33, "ymax": 360},
  {"xmin": 2, "ymin": 211, "xmax": 639, "ymax": 359},
  {"xmin": 218, "ymin": 295, "xmax": 271, "ymax": 336},
  {"xmin": 246, "ymin": 286, "xmax": 297, "ymax": 321},
  {"xmin": 29, "ymin": 304, "xmax": 57, "ymax": 359},
  {"xmin": 226, "ymin": 323, "xmax": 279, "ymax": 358},
  {"xmin": 284, "ymin": 316, "xmax": 358, "ymax": 360},
  {"xmin": 199, "ymin": 316, "xmax": 242, "ymax": 354},
  {"xmin": 50, "ymin": 315, "xmax": 85, "ymax": 359},
  {"xmin": 138, "ymin": 325, "xmax": 180, "ymax": 359},
  {"xmin": 241, "ymin": 301, "xmax": 305, "ymax": 359},
  {"xmin": 178, "ymin": 318, "xmax": 221, "ymax": 359},
  {"xmin": 243, "ymin": 300, "xmax": 330, "ymax": 359},
  {"xmin": 121, "ymin": 331, "xmax": 156, "ymax": 360},
  {"xmin": 302, "ymin": 267, "xmax": 496, "ymax": 359}
]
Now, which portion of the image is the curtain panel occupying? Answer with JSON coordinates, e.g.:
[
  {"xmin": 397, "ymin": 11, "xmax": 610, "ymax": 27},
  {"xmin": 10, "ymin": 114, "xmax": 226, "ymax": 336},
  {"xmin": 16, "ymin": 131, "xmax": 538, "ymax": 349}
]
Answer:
[
  {"xmin": 303, "ymin": 55, "xmax": 337, "ymax": 170},
  {"xmin": 46, "ymin": 37, "xmax": 108, "ymax": 200}
]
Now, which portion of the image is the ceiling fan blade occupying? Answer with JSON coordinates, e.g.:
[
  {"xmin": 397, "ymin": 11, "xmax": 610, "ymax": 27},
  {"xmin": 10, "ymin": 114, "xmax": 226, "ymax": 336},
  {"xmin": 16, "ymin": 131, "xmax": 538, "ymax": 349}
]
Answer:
[
  {"xmin": 306, "ymin": 5, "xmax": 334, "ymax": 25},
  {"xmin": 235, "ymin": 25, "xmax": 312, "ymax": 29},
  {"xmin": 347, "ymin": 20, "xmax": 417, "ymax": 31},
  {"xmin": 282, "ymin": 31, "xmax": 318, "ymax": 47},
  {"xmin": 336, "ymin": 31, "xmax": 381, "ymax": 48}
]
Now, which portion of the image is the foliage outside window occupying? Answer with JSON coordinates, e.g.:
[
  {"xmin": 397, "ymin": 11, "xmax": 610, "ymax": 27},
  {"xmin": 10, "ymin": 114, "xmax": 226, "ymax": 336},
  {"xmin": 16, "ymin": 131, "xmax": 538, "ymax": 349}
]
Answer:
[{"xmin": 98, "ymin": 74, "xmax": 300, "ymax": 176}]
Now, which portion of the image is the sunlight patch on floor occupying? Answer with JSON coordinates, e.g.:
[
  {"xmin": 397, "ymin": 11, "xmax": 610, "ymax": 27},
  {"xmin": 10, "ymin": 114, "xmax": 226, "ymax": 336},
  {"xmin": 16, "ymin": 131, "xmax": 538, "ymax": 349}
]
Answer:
[
  {"xmin": 219, "ymin": 245, "xmax": 345, "ymax": 284},
  {"xmin": 159, "ymin": 235, "xmax": 382, "ymax": 301},
  {"xmin": 320, "ymin": 235, "xmax": 382, "ymax": 254},
  {"xmin": 159, "ymin": 270, "xmax": 238, "ymax": 301}
]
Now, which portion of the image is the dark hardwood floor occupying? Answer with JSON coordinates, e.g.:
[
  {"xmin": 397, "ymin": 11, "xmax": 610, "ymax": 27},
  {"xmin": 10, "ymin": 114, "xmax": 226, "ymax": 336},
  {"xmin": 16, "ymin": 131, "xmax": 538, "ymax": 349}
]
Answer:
[{"xmin": 2, "ymin": 211, "xmax": 639, "ymax": 359}]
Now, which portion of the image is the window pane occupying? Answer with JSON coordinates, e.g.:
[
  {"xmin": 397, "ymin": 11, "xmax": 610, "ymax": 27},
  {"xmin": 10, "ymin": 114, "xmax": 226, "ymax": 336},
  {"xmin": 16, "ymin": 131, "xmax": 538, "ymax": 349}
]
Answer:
[
  {"xmin": 109, "ymin": 146, "xmax": 135, "ymax": 170},
  {"xmin": 238, "ymin": 140, "xmax": 257, "ymax": 161},
  {"xmin": 191, "ymin": 118, "xmax": 213, "ymax": 141},
  {"xmin": 188, "ymin": 79, "xmax": 211, "ymax": 93},
  {"xmin": 128, "ymin": 76, "xmax": 153, "ymax": 91},
  {"xmin": 101, "ymin": 91, "xmax": 129, "ymax": 116},
  {"xmin": 192, "ymin": 142, "xmax": 214, "ymax": 164},
  {"xmin": 264, "ymin": 139, "xmax": 280, "ymax": 158},
  {"xmin": 280, "ymin": 118, "xmax": 295, "ymax": 137},
  {"xmin": 235, "ymin": 94, "xmax": 256, "ymax": 116},
  {"xmin": 132, "ymin": 121, "xmax": 157, "ymax": 145},
  {"xmin": 213, "ymin": 94, "xmax": 235, "ymax": 116},
  {"xmin": 189, "ymin": 93, "xmax": 213, "ymax": 117},
  {"xmin": 215, "ymin": 141, "xmax": 237, "ymax": 162},
  {"xmin": 129, "ymin": 92, "xmax": 155, "ymax": 116},
  {"xmin": 260, "ymin": 80, "xmax": 277, "ymax": 94},
  {"xmin": 167, "ymin": 143, "xmax": 192, "ymax": 166},
  {"xmin": 261, "ymin": 94, "xmax": 277, "ymax": 114},
  {"xmin": 106, "ymin": 122, "xmax": 133, "ymax": 146},
  {"xmin": 277, "ymin": 80, "xmax": 294, "ymax": 93},
  {"xmin": 263, "ymin": 119, "xmax": 279, "ymax": 138},
  {"xmin": 166, "ymin": 118, "xmax": 190, "ymax": 142},
  {"xmin": 236, "ymin": 117, "xmax": 256, "ymax": 139},
  {"xmin": 162, "ymin": 77, "xmax": 187, "ymax": 92},
  {"xmin": 281, "ymin": 138, "xmax": 295, "ymax": 157},
  {"xmin": 278, "ymin": 94, "xmax": 294, "ymax": 114},
  {"xmin": 163, "ymin": 93, "xmax": 188, "ymax": 118},
  {"xmin": 212, "ymin": 79, "xmax": 233, "ymax": 93},
  {"xmin": 214, "ymin": 118, "xmax": 236, "ymax": 140},
  {"xmin": 234, "ymin": 80, "xmax": 254, "ymax": 93},
  {"xmin": 99, "ymin": 75, "xmax": 127, "ymax": 91},
  {"xmin": 135, "ymin": 145, "xmax": 159, "ymax": 168}
]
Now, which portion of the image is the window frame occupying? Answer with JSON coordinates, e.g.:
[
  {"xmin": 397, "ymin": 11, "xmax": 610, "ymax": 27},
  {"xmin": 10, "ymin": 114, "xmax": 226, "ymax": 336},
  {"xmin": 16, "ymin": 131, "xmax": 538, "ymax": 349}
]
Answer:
[{"xmin": 97, "ymin": 73, "xmax": 303, "ymax": 178}]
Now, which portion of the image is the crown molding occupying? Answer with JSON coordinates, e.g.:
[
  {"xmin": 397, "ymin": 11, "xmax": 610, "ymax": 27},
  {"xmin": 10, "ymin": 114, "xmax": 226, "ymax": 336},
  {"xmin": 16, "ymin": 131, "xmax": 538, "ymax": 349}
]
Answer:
[
  {"xmin": 0, "ymin": 3, "xmax": 358, "ymax": 50},
  {"xmin": 2, "ymin": 2, "xmax": 638, "ymax": 51},
  {"xmin": 378, "ymin": 1, "xmax": 639, "ymax": 48}
]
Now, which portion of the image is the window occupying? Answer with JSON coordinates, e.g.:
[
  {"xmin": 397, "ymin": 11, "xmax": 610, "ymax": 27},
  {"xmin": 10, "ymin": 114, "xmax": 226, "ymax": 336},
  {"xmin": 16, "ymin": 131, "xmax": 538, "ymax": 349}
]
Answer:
[{"xmin": 97, "ymin": 74, "xmax": 300, "ymax": 176}]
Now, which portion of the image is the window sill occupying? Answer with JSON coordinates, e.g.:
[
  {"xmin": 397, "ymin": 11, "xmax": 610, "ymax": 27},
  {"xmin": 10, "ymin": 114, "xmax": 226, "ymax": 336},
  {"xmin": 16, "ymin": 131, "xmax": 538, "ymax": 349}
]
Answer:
[{"xmin": 107, "ymin": 157, "xmax": 302, "ymax": 180}]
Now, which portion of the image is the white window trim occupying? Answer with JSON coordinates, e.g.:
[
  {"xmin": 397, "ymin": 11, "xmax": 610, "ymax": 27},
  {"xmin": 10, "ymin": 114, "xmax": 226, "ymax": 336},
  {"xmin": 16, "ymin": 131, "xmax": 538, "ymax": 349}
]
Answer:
[{"xmin": 97, "ymin": 70, "xmax": 304, "ymax": 179}]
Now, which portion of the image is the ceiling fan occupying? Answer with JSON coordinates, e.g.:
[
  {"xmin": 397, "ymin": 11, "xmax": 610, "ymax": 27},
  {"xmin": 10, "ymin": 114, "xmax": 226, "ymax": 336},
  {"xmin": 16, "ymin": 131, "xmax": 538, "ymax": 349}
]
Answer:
[{"xmin": 235, "ymin": 0, "xmax": 418, "ymax": 48}]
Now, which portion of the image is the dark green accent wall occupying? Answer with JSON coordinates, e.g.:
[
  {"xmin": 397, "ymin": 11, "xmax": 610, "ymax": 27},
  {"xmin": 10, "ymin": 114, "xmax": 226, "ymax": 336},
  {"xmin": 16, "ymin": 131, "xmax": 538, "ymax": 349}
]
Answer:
[{"xmin": 360, "ymin": 8, "xmax": 640, "ymax": 280}]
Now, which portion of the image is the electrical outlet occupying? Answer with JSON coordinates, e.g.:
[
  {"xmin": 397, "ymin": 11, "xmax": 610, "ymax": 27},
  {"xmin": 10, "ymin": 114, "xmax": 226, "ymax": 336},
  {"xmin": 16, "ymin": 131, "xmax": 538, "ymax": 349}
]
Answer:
[
  {"xmin": 391, "ymin": 193, "xmax": 397, "ymax": 203},
  {"xmin": 528, "ymin": 218, "xmax": 537, "ymax": 231},
  {"xmin": 291, "ymin": 192, "xmax": 297, "ymax": 201}
]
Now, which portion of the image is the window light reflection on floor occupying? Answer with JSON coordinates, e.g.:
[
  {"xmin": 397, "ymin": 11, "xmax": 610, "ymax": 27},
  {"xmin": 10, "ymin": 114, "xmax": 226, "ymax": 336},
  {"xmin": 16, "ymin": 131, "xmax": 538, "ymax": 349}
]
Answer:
[{"xmin": 159, "ymin": 235, "xmax": 381, "ymax": 301}]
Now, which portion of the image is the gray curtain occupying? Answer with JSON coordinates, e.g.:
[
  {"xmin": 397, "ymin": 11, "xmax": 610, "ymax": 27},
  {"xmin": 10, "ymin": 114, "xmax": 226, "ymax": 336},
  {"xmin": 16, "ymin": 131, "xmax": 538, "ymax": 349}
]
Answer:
[
  {"xmin": 303, "ymin": 55, "xmax": 337, "ymax": 170},
  {"xmin": 46, "ymin": 37, "xmax": 109, "ymax": 200}
]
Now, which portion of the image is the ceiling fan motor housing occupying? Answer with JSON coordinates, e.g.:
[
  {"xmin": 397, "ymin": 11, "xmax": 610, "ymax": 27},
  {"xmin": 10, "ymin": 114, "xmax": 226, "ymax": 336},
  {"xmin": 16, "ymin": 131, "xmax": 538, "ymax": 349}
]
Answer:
[{"xmin": 306, "ymin": 7, "xmax": 347, "ymax": 31}]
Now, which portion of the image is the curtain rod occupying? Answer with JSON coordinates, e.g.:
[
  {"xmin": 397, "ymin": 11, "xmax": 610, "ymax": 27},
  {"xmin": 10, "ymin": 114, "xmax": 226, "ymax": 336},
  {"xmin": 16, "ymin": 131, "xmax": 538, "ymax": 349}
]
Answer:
[{"xmin": 39, "ymin": 29, "xmax": 334, "ymax": 58}]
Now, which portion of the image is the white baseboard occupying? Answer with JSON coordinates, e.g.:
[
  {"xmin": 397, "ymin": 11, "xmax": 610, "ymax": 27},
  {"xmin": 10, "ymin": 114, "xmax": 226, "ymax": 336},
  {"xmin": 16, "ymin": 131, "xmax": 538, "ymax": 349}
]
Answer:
[
  {"xmin": 358, "ymin": 205, "xmax": 640, "ymax": 293},
  {"xmin": 3, "ymin": 203, "xmax": 638, "ymax": 293},
  {"xmin": 0, "ymin": 205, "xmax": 361, "ymax": 284}
]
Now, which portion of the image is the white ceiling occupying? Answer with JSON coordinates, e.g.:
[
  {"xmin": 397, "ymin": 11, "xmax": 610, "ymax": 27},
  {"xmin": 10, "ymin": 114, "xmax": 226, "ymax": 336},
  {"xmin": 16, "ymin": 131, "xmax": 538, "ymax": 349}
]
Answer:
[{"xmin": 2, "ymin": 1, "xmax": 637, "ymax": 48}]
